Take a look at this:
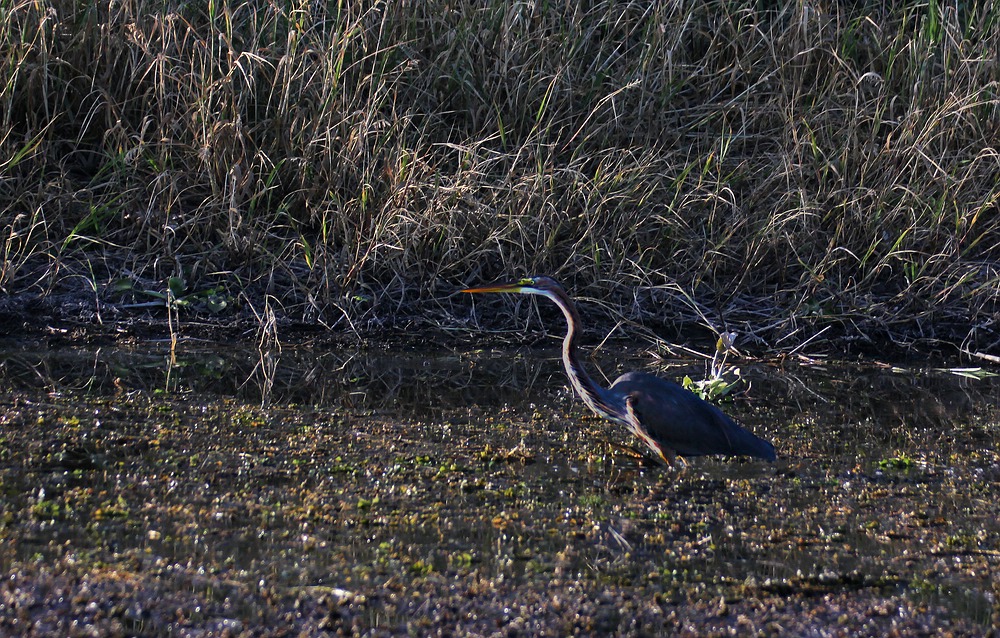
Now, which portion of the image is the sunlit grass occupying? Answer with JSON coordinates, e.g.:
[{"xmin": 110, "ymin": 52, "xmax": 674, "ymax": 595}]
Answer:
[{"xmin": 0, "ymin": 0, "xmax": 997, "ymax": 350}]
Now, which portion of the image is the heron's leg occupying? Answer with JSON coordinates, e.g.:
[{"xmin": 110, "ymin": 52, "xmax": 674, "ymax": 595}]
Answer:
[
  {"xmin": 659, "ymin": 445, "xmax": 676, "ymax": 466},
  {"xmin": 653, "ymin": 442, "xmax": 688, "ymax": 472},
  {"xmin": 605, "ymin": 440, "xmax": 661, "ymax": 466}
]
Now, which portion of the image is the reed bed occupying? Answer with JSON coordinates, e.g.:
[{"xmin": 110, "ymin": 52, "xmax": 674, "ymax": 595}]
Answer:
[{"xmin": 1, "ymin": 0, "xmax": 998, "ymax": 352}]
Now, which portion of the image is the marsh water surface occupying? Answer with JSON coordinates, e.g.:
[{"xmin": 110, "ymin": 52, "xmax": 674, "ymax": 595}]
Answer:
[{"xmin": 0, "ymin": 339, "xmax": 998, "ymax": 636}]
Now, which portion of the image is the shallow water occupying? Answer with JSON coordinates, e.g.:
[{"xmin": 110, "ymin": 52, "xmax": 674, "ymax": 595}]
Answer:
[{"xmin": 1, "ymin": 338, "xmax": 998, "ymax": 635}]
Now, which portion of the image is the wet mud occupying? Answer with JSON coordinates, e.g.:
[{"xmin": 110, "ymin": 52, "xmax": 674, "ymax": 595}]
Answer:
[{"xmin": 0, "ymin": 340, "xmax": 998, "ymax": 636}]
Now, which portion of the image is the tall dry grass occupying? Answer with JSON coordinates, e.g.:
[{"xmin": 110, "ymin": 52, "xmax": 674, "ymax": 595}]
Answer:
[{"xmin": 1, "ymin": 0, "xmax": 998, "ymax": 350}]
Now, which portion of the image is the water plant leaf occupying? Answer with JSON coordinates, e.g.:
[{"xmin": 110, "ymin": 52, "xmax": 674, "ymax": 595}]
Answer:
[
  {"xmin": 167, "ymin": 277, "xmax": 186, "ymax": 298},
  {"xmin": 110, "ymin": 278, "xmax": 134, "ymax": 293},
  {"xmin": 933, "ymin": 367, "xmax": 998, "ymax": 379},
  {"xmin": 878, "ymin": 455, "xmax": 916, "ymax": 470}
]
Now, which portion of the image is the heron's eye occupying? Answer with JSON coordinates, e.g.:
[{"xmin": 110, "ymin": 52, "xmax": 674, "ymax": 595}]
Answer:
[{"xmin": 517, "ymin": 278, "xmax": 535, "ymax": 286}]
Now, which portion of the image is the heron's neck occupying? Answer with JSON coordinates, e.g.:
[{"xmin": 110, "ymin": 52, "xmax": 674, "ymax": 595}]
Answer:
[{"xmin": 543, "ymin": 291, "xmax": 621, "ymax": 422}]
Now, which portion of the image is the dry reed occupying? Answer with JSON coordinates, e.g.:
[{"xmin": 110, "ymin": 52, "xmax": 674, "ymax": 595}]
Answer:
[{"xmin": 1, "ymin": 0, "xmax": 998, "ymax": 351}]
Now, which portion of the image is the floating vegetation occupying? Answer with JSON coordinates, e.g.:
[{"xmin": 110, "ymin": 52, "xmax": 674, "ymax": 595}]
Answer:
[{"xmin": 0, "ymin": 341, "xmax": 997, "ymax": 634}]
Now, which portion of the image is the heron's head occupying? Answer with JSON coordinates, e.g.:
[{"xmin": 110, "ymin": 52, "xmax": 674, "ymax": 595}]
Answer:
[{"xmin": 461, "ymin": 276, "xmax": 565, "ymax": 297}]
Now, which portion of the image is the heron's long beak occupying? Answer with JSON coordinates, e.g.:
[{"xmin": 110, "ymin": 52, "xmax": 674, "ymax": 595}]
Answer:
[{"xmin": 461, "ymin": 280, "xmax": 530, "ymax": 294}]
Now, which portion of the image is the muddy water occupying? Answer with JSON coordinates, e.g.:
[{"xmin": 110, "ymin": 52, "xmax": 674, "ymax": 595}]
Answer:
[{"xmin": 0, "ymin": 339, "xmax": 998, "ymax": 636}]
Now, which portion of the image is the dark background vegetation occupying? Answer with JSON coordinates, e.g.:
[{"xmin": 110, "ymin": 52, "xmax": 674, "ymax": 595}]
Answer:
[{"xmin": 1, "ymin": 0, "xmax": 998, "ymax": 353}]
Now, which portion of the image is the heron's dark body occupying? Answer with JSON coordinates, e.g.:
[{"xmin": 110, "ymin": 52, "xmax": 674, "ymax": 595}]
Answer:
[{"xmin": 609, "ymin": 372, "xmax": 776, "ymax": 461}]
